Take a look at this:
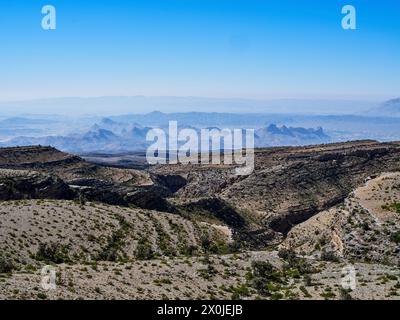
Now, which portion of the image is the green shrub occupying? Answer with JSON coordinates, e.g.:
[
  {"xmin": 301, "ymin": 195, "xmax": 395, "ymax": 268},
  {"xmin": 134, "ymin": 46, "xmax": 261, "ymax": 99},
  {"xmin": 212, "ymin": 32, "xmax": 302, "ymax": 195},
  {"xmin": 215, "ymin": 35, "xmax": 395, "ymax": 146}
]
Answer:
[
  {"xmin": 390, "ymin": 231, "xmax": 400, "ymax": 244},
  {"xmin": 339, "ymin": 288, "xmax": 353, "ymax": 300},
  {"xmin": 279, "ymin": 248, "xmax": 313, "ymax": 275},
  {"xmin": 197, "ymin": 264, "xmax": 218, "ymax": 280},
  {"xmin": 251, "ymin": 261, "xmax": 275, "ymax": 279},
  {"xmin": 180, "ymin": 245, "xmax": 198, "ymax": 256},
  {"xmin": 382, "ymin": 203, "xmax": 400, "ymax": 213},
  {"xmin": 300, "ymin": 286, "xmax": 312, "ymax": 298},
  {"xmin": 35, "ymin": 242, "xmax": 71, "ymax": 264},
  {"xmin": 278, "ymin": 248, "xmax": 296, "ymax": 261},
  {"xmin": 250, "ymin": 261, "xmax": 284, "ymax": 296},
  {"xmin": 36, "ymin": 293, "xmax": 48, "ymax": 300},
  {"xmin": 0, "ymin": 256, "xmax": 14, "ymax": 274},
  {"xmin": 98, "ymin": 218, "xmax": 130, "ymax": 262},
  {"xmin": 304, "ymin": 274, "xmax": 313, "ymax": 286},
  {"xmin": 320, "ymin": 250, "xmax": 339, "ymax": 262},
  {"xmin": 135, "ymin": 238, "xmax": 154, "ymax": 260}
]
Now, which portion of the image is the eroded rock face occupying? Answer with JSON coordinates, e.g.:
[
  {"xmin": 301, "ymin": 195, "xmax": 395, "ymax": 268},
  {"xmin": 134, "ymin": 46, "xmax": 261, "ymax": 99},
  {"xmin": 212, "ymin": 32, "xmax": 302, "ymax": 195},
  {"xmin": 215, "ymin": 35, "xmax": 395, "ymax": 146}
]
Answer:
[
  {"xmin": 0, "ymin": 146, "xmax": 168, "ymax": 209},
  {"xmin": 281, "ymin": 172, "xmax": 400, "ymax": 265},
  {"xmin": 125, "ymin": 185, "xmax": 175, "ymax": 212},
  {"xmin": 154, "ymin": 174, "xmax": 187, "ymax": 193},
  {"xmin": 222, "ymin": 142, "xmax": 400, "ymax": 224},
  {"xmin": 152, "ymin": 141, "xmax": 400, "ymax": 245},
  {"xmin": 1, "ymin": 141, "xmax": 400, "ymax": 251},
  {"xmin": 1, "ymin": 143, "xmax": 400, "ymax": 300},
  {"xmin": 0, "ymin": 169, "xmax": 75, "ymax": 200}
]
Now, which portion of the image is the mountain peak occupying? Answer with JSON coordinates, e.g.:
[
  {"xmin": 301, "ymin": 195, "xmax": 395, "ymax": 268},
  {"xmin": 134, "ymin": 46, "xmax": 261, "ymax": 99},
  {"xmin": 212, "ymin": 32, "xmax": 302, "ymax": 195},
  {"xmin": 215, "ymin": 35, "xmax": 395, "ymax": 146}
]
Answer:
[
  {"xmin": 368, "ymin": 98, "xmax": 400, "ymax": 117},
  {"xmin": 100, "ymin": 118, "xmax": 117, "ymax": 125}
]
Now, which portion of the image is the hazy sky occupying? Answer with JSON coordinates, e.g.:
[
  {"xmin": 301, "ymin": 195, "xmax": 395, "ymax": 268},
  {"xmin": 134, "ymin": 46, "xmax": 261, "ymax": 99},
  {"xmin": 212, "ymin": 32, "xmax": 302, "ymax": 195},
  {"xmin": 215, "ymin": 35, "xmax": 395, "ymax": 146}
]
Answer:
[{"xmin": 0, "ymin": 0, "xmax": 399, "ymax": 101}]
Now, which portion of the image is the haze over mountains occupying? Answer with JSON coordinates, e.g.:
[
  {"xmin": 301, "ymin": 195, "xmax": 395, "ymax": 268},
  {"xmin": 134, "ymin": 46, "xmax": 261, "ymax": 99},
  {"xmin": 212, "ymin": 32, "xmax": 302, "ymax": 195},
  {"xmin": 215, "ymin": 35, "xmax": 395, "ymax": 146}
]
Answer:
[
  {"xmin": 368, "ymin": 98, "xmax": 400, "ymax": 117},
  {"xmin": 0, "ymin": 97, "xmax": 399, "ymax": 154},
  {"xmin": 0, "ymin": 96, "xmax": 382, "ymax": 116},
  {"xmin": 0, "ymin": 118, "xmax": 331, "ymax": 153}
]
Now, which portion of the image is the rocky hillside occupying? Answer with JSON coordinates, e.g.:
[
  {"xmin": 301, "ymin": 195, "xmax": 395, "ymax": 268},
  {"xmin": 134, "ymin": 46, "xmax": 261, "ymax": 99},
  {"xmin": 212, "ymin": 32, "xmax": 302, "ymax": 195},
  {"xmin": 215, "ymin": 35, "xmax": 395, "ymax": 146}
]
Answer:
[
  {"xmin": 1, "ymin": 142, "xmax": 400, "ymax": 249},
  {"xmin": 152, "ymin": 140, "xmax": 400, "ymax": 247},
  {"xmin": 282, "ymin": 172, "xmax": 400, "ymax": 265},
  {"xmin": 0, "ymin": 142, "xmax": 399, "ymax": 300},
  {"xmin": 0, "ymin": 146, "xmax": 171, "ymax": 210},
  {"xmin": 0, "ymin": 200, "xmax": 230, "ymax": 266}
]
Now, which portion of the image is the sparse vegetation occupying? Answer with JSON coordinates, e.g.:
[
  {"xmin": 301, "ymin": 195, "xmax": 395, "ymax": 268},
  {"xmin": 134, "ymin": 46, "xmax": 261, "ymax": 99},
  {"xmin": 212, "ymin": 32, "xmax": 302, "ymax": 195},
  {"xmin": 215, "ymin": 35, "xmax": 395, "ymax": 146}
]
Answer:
[
  {"xmin": 34, "ymin": 242, "xmax": 71, "ymax": 264},
  {"xmin": 0, "ymin": 143, "xmax": 400, "ymax": 300},
  {"xmin": 382, "ymin": 203, "xmax": 400, "ymax": 214},
  {"xmin": 320, "ymin": 250, "xmax": 340, "ymax": 263},
  {"xmin": 279, "ymin": 248, "xmax": 314, "ymax": 275},
  {"xmin": 390, "ymin": 231, "xmax": 400, "ymax": 244},
  {"xmin": 0, "ymin": 256, "xmax": 14, "ymax": 274},
  {"xmin": 135, "ymin": 238, "xmax": 154, "ymax": 260}
]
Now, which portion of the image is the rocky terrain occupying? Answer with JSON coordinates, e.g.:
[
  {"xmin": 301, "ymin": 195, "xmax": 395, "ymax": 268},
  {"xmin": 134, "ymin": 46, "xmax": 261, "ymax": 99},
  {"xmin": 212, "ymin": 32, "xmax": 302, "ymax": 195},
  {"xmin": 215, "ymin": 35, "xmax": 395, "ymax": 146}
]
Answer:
[
  {"xmin": 151, "ymin": 140, "xmax": 400, "ymax": 247},
  {"xmin": 282, "ymin": 172, "xmax": 400, "ymax": 265},
  {"xmin": 0, "ymin": 141, "xmax": 399, "ymax": 300}
]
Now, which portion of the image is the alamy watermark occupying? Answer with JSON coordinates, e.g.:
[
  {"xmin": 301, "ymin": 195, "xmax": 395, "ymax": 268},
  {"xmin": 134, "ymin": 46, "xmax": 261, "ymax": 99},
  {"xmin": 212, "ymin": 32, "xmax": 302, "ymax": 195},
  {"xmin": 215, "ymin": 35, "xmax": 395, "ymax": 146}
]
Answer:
[
  {"xmin": 40, "ymin": 4, "xmax": 356, "ymax": 31},
  {"xmin": 41, "ymin": 5, "xmax": 56, "ymax": 30},
  {"xmin": 146, "ymin": 121, "xmax": 255, "ymax": 176},
  {"xmin": 341, "ymin": 264, "xmax": 357, "ymax": 291},
  {"xmin": 40, "ymin": 265, "xmax": 57, "ymax": 291},
  {"xmin": 342, "ymin": 5, "xmax": 357, "ymax": 30}
]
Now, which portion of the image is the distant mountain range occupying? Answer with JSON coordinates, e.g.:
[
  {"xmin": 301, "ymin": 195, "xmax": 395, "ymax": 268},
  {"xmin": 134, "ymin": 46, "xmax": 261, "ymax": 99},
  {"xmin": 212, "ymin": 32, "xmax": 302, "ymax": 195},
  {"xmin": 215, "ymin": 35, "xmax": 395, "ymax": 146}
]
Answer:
[
  {"xmin": 255, "ymin": 124, "xmax": 330, "ymax": 147},
  {"xmin": 367, "ymin": 98, "xmax": 400, "ymax": 117},
  {"xmin": 0, "ymin": 96, "xmax": 380, "ymax": 116},
  {"xmin": 0, "ymin": 117, "xmax": 331, "ymax": 153},
  {"xmin": 1, "ymin": 97, "xmax": 400, "ymax": 153}
]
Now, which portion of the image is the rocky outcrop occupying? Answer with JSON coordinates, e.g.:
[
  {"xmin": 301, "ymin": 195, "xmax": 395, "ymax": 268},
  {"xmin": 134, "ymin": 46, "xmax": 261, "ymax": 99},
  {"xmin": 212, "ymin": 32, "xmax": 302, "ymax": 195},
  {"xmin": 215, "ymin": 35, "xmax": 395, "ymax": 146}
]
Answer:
[
  {"xmin": 1, "ymin": 141, "xmax": 400, "ymax": 250},
  {"xmin": 0, "ymin": 169, "xmax": 75, "ymax": 200},
  {"xmin": 153, "ymin": 141, "xmax": 400, "ymax": 244},
  {"xmin": 0, "ymin": 146, "xmax": 171, "ymax": 210},
  {"xmin": 154, "ymin": 174, "xmax": 187, "ymax": 193}
]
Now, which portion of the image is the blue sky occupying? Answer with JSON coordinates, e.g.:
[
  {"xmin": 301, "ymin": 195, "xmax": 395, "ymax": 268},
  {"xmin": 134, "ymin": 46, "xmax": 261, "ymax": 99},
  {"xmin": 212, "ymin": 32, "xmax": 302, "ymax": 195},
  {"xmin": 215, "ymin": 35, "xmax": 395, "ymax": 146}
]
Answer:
[{"xmin": 0, "ymin": 0, "xmax": 399, "ymax": 101}]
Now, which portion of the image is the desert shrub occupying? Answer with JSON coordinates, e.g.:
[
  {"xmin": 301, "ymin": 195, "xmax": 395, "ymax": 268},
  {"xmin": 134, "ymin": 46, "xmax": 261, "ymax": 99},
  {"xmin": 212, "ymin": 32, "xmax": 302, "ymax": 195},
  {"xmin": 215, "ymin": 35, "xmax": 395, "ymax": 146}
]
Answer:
[
  {"xmin": 278, "ymin": 248, "xmax": 296, "ymax": 261},
  {"xmin": 197, "ymin": 264, "xmax": 218, "ymax": 280},
  {"xmin": 200, "ymin": 234, "xmax": 212, "ymax": 252},
  {"xmin": 36, "ymin": 293, "xmax": 48, "ymax": 300},
  {"xmin": 35, "ymin": 242, "xmax": 71, "ymax": 264},
  {"xmin": 339, "ymin": 288, "xmax": 353, "ymax": 300},
  {"xmin": 392, "ymin": 203, "xmax": 400, "ymax": 213},
  {"xmin": 361, "ymin": 222, "xmax": 370, "ymax": 231},
  {"xmin": 230, "ymin": 284, "xmax": 250, "ymax": 300},
  {"xmin": 304, "ymin": 274, "xmax": 313, "ymax": 286},
  {"xmin": 251, "ymin": 277, "xmax": 270, "ymax": 296},
  {"xmin": 252, "ymin": 261, "xmax": 276, "ymax": 279},
  {"xmin": 320, "ymin": 287, "xmax": 336, "ymax": 299},
  {"xmin": 208, "ymin": 240, "xmax": 230, "ymax": 255},
  {"xmin": 249, "ymin": 261, "xmax": 285, "ymax": 296},
  {"xmin": 0, "ymin": 256, "xmax": 14, "ymax": 274},
  {"xmin": 382, "ymin": 203, "xmax": 400, "ymax": 214},
  {"xmin": 279, "ymin": 248, "xmax": 313, "ymax": 275},
  {"xmin": 180, "ymin": 245, "xmax": 198, "ymax": 256},
  {"xmin": 153, "ymin": 221, "xmax": 175, "ymax": 257},
  {"xmin": 135, "ymin": 238, "xmax": 154, "ymax": 260},
  {"xmin": 390, "ymin": 231, "xmax": 400, "ymax": 244},
  {"xmin": 98, "ymin": 246, "xmax": 119, "ymax": 262},
  {"xmin": 321, "ymin": 250, "xmax": 340, "ymax": 262},
  {"xmin": 98, "ymin": 216, "xmax": 130, "ymax": 261},
  {"xmin": 300, "ymin": 285, "xmax": 312, "ymax": 298}
]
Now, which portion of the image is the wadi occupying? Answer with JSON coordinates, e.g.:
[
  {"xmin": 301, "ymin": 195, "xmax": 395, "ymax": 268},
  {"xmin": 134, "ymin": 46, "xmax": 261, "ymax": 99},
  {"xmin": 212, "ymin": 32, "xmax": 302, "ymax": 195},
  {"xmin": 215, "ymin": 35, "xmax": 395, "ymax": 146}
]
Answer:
[{"xmin": 0, "ymin": 140, "xmax": 399, "ymax": 300}]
